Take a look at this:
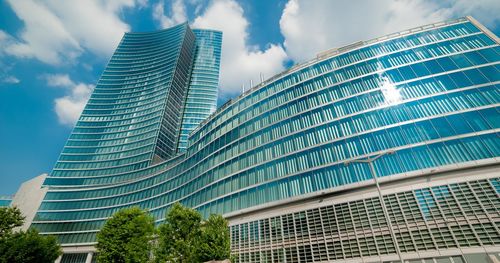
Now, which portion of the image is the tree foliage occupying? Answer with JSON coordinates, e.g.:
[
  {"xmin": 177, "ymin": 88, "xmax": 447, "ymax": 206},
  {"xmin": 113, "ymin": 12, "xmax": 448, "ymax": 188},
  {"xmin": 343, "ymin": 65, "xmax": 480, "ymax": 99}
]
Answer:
[
  {"xmin": 154, "ymin": 203, "xmax": 232, "ymax": 262},
  {"xmin": 198, "ymin": 214, "xmax": 231, "ymax": 262},
  {"xmin": 0, "ymin": 206, "xmax": 61, "ymax": 263},
  {"xmin": 96, "ymin": 206, "xmax": 155, "ymax": 263},
  {"xmin": 0, "ymin": 228, "xmax": 61, "ymax": 263},
  {"xmin": 0, "ymin": 206, "xmax": 24, "ymax": 236},
  {"xmin": 155, "ymin": 203, "xmax": 202, "ymax": 263},
  {"xmin": 95, "ymin": 204, "xmax": 232, "ymax": 263}
]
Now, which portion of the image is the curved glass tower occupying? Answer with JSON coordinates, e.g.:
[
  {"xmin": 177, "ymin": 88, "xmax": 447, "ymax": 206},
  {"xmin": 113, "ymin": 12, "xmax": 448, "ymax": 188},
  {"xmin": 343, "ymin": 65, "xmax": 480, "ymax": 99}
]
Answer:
[
  {"xmin": 15, "ymin": 16, "xmax": 500, "ymax": 262},
  {"xmin": 178, "ymin": 29, "xmax": 222, "ymax": 151},
  {"xmin": 46, "ymin": 23, "xmax": 221, "ymax": 184},
  {"xmin": 54, "ymin": 23, "xmax": 196, "ymax": 180}
]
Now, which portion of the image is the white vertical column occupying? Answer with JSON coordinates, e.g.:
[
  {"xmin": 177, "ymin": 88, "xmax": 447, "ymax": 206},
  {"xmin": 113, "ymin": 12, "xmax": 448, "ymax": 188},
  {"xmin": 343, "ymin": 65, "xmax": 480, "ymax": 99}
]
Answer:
[
  {"xmin": 11, "ymin": 173, "xmax": 48, "ymax": 230},
  {"xmin": 85, "ymin": 252, "xmax": 93, "ymax": 263}
]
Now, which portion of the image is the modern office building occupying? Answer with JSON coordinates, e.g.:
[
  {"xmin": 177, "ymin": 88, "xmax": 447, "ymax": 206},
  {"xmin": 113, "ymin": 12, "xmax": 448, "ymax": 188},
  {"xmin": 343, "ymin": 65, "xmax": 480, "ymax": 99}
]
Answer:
[
  {"xmin": 0, "ymin": 197, "xmax": 11, "ymax": 207},
  {"xmin": 178, "ymin": 29, "xmax": 222, "ymax": 151},
  {"xmin": 8, "ymin": 16, "xmax": 500, "ymax": 262}
]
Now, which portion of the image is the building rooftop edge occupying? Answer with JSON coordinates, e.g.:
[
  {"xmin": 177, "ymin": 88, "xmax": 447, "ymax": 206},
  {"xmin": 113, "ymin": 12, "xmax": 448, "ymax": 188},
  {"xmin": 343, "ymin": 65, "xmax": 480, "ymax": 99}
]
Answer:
[
  {"xmin": 190, "ymin": 16, "xmax": 475, "ymax": 136},
  {"xmin": 123, "ymin": 21, "xmax": 223, "ymax": 35},
  {"xmin": 37, "ymin": 16, "xmax": 491, "ymax": 189},
  {"xmin": 123, "ymin": 21, "xmax": 188, "ymax": 35}
]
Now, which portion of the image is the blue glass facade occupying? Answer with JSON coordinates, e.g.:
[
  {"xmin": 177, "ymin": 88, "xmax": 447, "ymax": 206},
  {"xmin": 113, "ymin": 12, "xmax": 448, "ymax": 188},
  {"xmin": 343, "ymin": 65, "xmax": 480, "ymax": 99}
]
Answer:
[
  {"xmin": 0, "ymin": 198, "xmax": 11, "ymax": 207},
  {"xmin": 47, "ymin": 24, "xmax": 221, "ymax": 184},
  {"xmin": 178, "ymin": 29, "xmax": 222, "ymax": 151},
  {"xmin": 22, "ymin": 17, "xmax": 500, "ymax": 262},
  {"xmin": 51, "ymin": 23, "xmax": 196, "ymax": 181}
]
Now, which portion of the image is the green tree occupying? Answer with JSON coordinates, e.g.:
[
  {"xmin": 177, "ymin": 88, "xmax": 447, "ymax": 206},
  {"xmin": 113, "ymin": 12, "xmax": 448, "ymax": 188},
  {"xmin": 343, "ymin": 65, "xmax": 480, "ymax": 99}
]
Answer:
[
  {"xmin": 0, "ymin": 228, "xmax": 61, "ymax": 263},
  {"xmin": 96, "ymin": 206, "xmax": 155, "ymax": 263},
  {"xmin": 197, "ymin": 214, "xmax": 231, "ymax": 262},
  {"xmin": 0, "ymin": 206, "xmax": 61, "ymax": 263},
  {"xmin": 0, "ymin": 206, "xmax": 24, "ymax": 236},
  {"xmin": 155, "ymin": 203, "xmax": 202, "ymax": 263}
]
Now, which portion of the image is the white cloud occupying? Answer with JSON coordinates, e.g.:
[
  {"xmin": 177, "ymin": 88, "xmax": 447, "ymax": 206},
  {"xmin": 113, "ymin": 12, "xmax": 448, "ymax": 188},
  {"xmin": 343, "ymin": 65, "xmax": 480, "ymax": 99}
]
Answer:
[
  {"xmin": 280, "ymin": 0, "xmax": 448, "ymax": 62},
  {"xmin": 279, "ymin": 0, "xmax": 499, "ymax": 63},
  {"xmin": 0, "ymin": 38, "xmax": 19, "ymax": 85},
  {"xmin": 2, "ymin": 76, "xmax": 20, "ymax": 84},
  {"xmin": 44, "ymin": 74, "xmax": 94, "ymax": 126},
  {"xmin": 0, "ymin": 30, "xmax": 14, "ymax": 49},
  {"xmin": 153, "ymin": 0, "xmax": 187, "ymax": 28},
  {"xmin": 192, "ymin": 0, "xmax": 288, "ymax": 97},
  {"xmin": 442, "ymin": 0, "xmax": 500, "ymax": 28},
  {"xmin": 45, "ymin": 74, "xmax": 74, "ymax": 87},
  {"xmin": 54, "ymin": 84, "xmax": 94, "ymax": 126},
  {"xmin": 4, "ymin": 0, "xmax": 140, "ymax": 65},
  {"xmin": 4, "ymin": 0, "xmax": 81, "ymax": 64}
]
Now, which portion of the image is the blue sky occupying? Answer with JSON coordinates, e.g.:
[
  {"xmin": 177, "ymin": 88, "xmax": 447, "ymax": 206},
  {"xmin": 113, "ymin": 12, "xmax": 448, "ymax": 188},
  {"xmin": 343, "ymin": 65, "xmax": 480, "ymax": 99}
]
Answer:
[{"xmin": 0, "ymin": 0, "xmax": 498, "ymax": 195}]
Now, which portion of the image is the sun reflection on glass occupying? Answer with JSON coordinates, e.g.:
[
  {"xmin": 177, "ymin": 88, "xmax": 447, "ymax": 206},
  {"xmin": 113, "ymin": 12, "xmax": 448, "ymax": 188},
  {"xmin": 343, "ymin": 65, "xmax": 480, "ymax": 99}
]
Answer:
[{"xmin": 380, "ymin": 76, "xmax": 402, "ymax": 105}]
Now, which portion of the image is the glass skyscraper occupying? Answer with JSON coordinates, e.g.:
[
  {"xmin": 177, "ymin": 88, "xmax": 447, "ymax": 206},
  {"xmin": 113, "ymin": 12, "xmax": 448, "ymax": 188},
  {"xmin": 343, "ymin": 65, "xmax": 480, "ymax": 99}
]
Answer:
[
  {"xmin": 46, "ymin": 23, "xmax": 221, "ymax": 182},
  {"xmin": 0, "ymin": 197, "xmax": 11, "ymax": 207},
  {"xmin": 9, "ymin": 16, "xmax": 500, "ymax": 262},
  {"xmin": 178, "ymin": 29, "xmax": 222, "ymax": 151}
]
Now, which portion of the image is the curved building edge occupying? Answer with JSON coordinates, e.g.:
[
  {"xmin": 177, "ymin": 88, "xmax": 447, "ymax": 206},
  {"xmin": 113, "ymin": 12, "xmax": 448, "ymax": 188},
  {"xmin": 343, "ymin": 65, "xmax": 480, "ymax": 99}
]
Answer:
[{"xmin": 6, "ymin": 16, "xmax": 500, "ymax": 263}]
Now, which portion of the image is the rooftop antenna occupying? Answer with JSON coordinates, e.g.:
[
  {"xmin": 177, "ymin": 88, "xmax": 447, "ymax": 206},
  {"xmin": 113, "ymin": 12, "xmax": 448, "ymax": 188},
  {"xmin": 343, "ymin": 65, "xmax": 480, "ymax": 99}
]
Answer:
[
  {"xmin": 260, "ymin": 73, "xmax": 264, "ymax": 83},
  {"xmin": 242, "ymin": 83, "xmax": 245, "ymax": 93},
  {"xmin": 250, "ymin": 79, "xmax": 253, "ymax": 90}
]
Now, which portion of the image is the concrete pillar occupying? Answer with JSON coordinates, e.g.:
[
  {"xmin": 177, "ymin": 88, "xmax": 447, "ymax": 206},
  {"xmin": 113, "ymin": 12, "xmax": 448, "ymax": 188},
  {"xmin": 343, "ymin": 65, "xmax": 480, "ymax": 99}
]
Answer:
[
  {"xmin": 11, "ymin": 174, "xmax": 48, "ymax": 230},
  {"xmin": 85, "ymin": 252, "xmax": 93, "ymax": 263}
]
